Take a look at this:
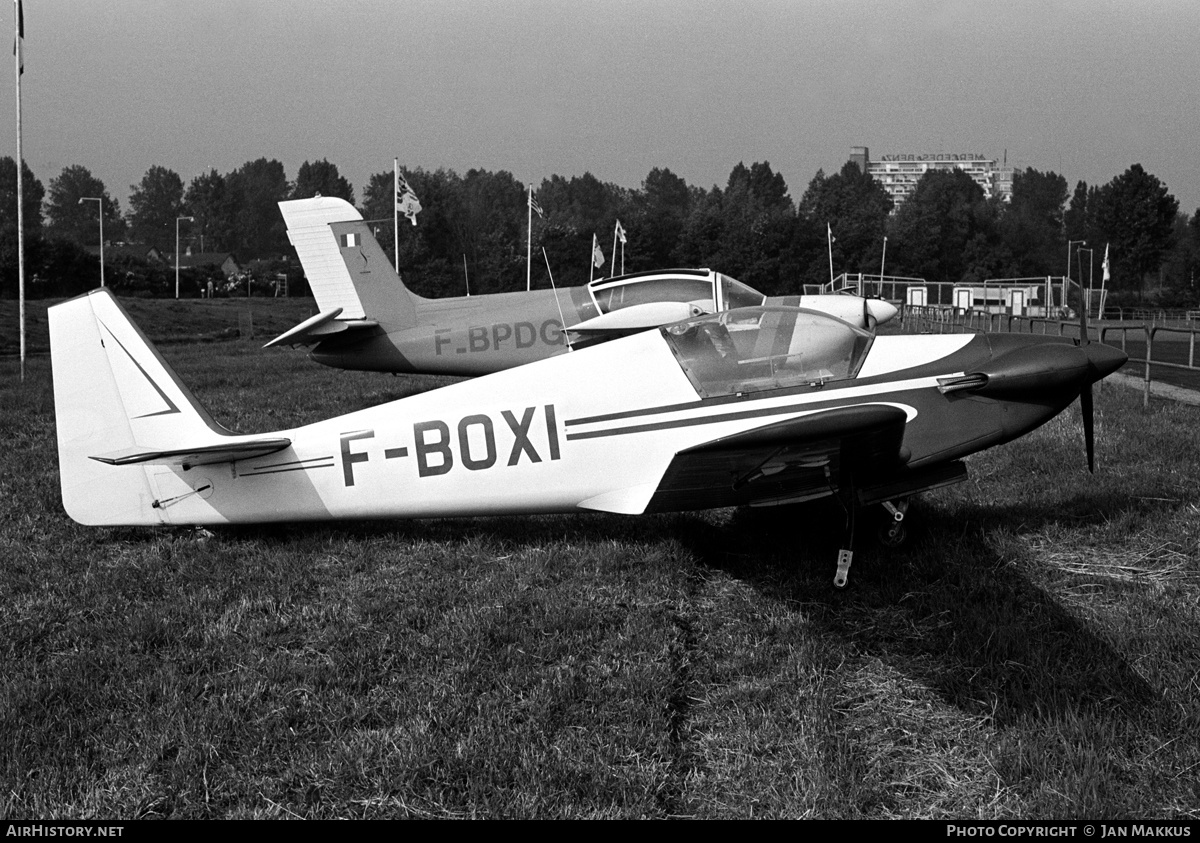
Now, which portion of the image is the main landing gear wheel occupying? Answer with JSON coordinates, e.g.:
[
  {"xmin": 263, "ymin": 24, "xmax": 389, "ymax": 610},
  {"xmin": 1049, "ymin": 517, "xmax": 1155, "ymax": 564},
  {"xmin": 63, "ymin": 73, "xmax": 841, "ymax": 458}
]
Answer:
[{"xmin": 878, "ymin": 498, "xmax": 909, "ymax": 547}]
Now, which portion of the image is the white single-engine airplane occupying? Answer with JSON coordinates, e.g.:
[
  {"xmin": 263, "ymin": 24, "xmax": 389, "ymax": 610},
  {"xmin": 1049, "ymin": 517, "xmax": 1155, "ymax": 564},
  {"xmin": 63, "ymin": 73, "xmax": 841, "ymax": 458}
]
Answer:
[
  {"xmin": 53, "ymin": 290, "xmax": 1124, "ymax": 586},
  {"xmin": 265, "ymin": 196, "xmax": 897, "ymax": 375}
]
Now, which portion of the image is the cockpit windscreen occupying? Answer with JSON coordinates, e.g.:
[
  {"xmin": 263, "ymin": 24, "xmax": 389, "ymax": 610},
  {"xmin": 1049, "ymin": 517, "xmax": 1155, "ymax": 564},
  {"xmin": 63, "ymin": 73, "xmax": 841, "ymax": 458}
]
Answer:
[{"xmin": 662, "ymin": 307, "xmax": 873, "ymax": 398}]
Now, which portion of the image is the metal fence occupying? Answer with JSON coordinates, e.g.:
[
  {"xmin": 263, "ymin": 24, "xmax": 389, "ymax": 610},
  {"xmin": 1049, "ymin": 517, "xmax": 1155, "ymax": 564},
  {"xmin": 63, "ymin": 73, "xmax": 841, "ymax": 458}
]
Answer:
[{"xmin": 902, "ymin": 306, "xmax": 1200, "ymax": 407}]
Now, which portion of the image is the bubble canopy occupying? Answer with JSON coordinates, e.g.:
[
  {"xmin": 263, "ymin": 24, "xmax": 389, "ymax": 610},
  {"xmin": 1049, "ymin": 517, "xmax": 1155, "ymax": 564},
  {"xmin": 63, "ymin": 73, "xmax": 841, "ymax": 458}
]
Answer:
[
  {"xmin": 588, "ymin": 270, "xmax": 765, "ymax": 315},
  {"xmin": 660, "ymin": 307, "xmax": 874, "ymax": 398}
]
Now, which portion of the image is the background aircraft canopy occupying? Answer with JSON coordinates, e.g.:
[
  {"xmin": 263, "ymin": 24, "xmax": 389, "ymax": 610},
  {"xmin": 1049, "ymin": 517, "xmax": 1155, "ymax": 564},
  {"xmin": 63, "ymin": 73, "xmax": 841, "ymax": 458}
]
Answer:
[
  {"xmin": 588, "ymin": 270, "xmax": 765, "ymax": 316},
  {"xmin": 662, "ymin": 307, "xmax": 873, "ymax": 398}
]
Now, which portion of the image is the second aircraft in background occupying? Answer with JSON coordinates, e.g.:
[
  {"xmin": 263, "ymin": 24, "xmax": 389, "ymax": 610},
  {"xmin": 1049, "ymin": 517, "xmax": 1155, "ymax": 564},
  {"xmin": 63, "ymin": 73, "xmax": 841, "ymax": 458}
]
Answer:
[{"xmin": 265, "ymin": 197, "xmax": 898, "ymax": 376}]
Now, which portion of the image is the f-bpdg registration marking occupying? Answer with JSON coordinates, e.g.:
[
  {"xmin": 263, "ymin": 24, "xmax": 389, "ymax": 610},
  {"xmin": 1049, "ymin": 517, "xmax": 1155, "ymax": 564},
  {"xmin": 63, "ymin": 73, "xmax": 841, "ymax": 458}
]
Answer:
[{"xmin": 340, "ymin": 405, "xmax": 561, "ymax": 485}]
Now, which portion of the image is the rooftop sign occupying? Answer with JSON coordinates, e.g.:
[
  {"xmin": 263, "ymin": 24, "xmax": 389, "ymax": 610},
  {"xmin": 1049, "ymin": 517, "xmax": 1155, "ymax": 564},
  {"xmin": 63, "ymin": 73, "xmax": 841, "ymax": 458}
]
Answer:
[{"xmin": 880, "ymin": 153, "xmax": 989, "ymax": 162}]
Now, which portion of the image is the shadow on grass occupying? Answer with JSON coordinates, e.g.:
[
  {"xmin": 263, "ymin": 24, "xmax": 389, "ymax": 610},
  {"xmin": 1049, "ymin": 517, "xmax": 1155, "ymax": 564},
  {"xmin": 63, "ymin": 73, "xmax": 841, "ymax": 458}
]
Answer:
[
  {"xmin": 680, "ymin": 493, "xmax": 1163, "ymax": 730},
  {"xmin": 100, "ymin": 484, "xmax": 1164, "ymax": 734}
]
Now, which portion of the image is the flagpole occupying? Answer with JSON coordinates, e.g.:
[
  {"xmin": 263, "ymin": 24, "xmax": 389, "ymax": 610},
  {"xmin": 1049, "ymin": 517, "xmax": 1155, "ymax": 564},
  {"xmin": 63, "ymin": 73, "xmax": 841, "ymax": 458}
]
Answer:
[
  {"xmin": 15, "ymin": 0, "xmax": 26, "ymax": 382},
  {"xmin": 589, "ymin": 235, "xmax": 595, "ymax": 284},
  {"xmin": 610, "ymin": 224, "xmax": 617, "ymax": 278},
  {"xmin": 393, "ymin": 158, "xmax": 399, "ymax": 270},
  {"xmin": 827, "ymin": 223, "xmax": 835, "ymax": 287},
  {"xmin": 526, "ymin": 185, "xmax": 533, "ymax": 292}
]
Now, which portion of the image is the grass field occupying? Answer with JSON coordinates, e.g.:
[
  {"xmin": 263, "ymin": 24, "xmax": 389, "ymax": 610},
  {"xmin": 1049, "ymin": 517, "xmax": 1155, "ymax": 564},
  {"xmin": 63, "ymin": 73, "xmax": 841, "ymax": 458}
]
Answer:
[{"xmin": 2, "ymin": 300, "xmax": 1199, "ymax": 819}]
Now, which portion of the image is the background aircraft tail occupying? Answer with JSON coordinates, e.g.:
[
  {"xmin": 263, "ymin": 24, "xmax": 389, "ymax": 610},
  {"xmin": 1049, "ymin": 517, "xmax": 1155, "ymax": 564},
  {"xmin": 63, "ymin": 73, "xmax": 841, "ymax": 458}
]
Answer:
[
  {"xmin": 276, "ymin": 197, "xmax": 418, "ymax": 339},
  {"xmin": 50, "ymin": 290, "xmax": 239, "ymax": 525}
]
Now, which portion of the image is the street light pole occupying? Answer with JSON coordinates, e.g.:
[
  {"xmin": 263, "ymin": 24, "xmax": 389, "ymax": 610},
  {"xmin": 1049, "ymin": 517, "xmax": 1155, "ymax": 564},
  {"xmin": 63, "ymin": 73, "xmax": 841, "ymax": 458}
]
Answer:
[
  {"xmin": 1066, "ymin": 239, "xmax": 1087, "ymax": 314},
  {"xmin": 176, "ymin": 216, "xmax": 194, "ymax": 299},
  {"xmin": 79, "ymin": 197, "xmax": 105, "ymax": 288},
  {"xmin": 879, "ymin": 236, "xmax": 888, "ymax": 298},
  {"xmin": 1078, "ymin": 247, "xmax": 1093, "ymax": 318}
]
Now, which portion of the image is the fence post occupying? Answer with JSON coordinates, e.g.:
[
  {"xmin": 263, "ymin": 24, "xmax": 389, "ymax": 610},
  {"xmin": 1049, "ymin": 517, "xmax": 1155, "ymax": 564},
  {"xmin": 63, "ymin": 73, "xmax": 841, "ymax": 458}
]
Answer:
[{"xmin": 1143, "ymin": 326, "xmax": 1152, "ymax": 409}]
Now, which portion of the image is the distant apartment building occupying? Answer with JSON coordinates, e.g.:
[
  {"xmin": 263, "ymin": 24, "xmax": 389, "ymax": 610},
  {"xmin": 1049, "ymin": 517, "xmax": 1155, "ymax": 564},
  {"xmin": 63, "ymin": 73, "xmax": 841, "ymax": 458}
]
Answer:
[{"xmin": 850, "ymin": 146, "xmax": 1014, "ymax": 209}]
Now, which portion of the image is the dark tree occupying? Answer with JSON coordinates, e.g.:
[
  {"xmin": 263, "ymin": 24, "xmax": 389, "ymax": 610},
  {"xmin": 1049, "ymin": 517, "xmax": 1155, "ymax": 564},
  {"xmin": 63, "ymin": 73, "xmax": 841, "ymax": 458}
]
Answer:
[
  {"xmin": 226, "ymin": 158, "xmax": 291, "ymax": 259},
  {"xmin": 887, "ymin": 168, "xmax": 1001, "ymax": 285},
  {"xmin": 127, "ymin": 165, "xmax": 185, "ymax": 252},
  {"xmin": 183, "ymin": 169, "xmax": 235, "ymax": 253},
  {"xmin": 453, "ymin": 168, "xmax": 525, "ymax": 294},
  {"xmin": 797, "ymin": 161, "xmax": 893, "ymax": 287},
  {"xmin": 0, "ymin": 157, "xmax": 44, "ymax": 298},
  {"xmin": 534, "ymin": 172, "xmax": 624, "ymax": 286},
  {"xmin": 1091, "ymin": 164, "xmax": 1179, "ymax": 295},
  {"xmin": 625, "ymin": 166, "xmax": 692, "ymax": 271},
  {"xmin": 1159, "ymin": 211, "xmax": 1199, "ymax": 302},
  {"xmin": 45, "ymin": 165, "xmax": 125, "ymax": 245},
  {"xmin": 292, "ymin": 159, "xmax": 354, "ymax": 204},
  {"xmin": 1000, "ymin": 167, "xmax": 1068, "ymax": 276}
]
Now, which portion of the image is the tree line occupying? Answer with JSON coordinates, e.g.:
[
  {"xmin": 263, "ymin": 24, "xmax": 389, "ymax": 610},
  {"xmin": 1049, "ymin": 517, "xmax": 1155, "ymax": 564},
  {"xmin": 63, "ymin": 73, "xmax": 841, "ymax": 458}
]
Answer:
[{"xmin": 2, "ymin": 154, "xmax": 1196, "ymax": 306}]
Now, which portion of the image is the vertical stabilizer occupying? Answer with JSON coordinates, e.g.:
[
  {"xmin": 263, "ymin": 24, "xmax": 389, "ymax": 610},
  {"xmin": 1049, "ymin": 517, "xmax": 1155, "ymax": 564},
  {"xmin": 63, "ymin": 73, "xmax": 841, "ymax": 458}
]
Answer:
[
  {"xmin": 50, "ymin": 290, "xmax": 231, "ymax": 525},
  {"xmin": 279, "ymin": 196, "xmax": 367, "ymax": 317},
  {"xmin": 280, "ymin": 196, "xmax": 419, "ymax": 328},
  {"xmin": 328, "ymin": 218, "xmax": 419, "ymax": 326}
]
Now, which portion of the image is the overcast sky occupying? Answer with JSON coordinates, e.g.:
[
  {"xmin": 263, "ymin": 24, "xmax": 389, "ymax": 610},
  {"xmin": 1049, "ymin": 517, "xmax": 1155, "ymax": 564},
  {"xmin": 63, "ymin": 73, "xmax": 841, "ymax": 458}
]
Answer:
[{"xmin": 4, "ymin": 0, "xmax": 1198, "ymax": 216}]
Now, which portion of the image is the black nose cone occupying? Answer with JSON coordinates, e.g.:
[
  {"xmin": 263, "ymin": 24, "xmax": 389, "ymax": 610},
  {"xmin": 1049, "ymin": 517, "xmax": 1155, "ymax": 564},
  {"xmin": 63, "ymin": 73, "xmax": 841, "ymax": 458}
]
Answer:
[{"xmin": 1086, "ymin": 342, "xmax": 1127, "ymax": 383}]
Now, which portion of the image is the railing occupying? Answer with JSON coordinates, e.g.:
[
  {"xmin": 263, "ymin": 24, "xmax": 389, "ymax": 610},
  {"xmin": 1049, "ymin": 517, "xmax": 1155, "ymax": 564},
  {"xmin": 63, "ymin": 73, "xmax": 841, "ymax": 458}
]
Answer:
[{"xmin": 901, "ymin": 305, "xmax": 1200, "ymax": 407}]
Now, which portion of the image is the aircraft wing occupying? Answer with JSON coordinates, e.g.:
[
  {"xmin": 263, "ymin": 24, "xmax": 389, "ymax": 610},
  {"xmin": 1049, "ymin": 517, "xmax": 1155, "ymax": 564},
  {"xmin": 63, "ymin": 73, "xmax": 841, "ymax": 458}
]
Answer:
[
  {"xmin": 569, "ymin": 301, "xmax": 706, "ymax": 336},
  {"xmin": 609, "ymin": 403, "xmax": 958, "ymax": 514},
  {"xmin": 90, "ymin": 438, "xmax": 292, "ymax": 469},
  {"xmin": 639, "ymin": 404, "xmax": 906, "ymax": 512}
]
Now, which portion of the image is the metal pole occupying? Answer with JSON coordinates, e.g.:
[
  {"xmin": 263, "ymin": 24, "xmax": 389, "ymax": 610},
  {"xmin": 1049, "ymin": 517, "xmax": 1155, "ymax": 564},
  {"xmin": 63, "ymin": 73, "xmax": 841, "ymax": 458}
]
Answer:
[
  {"xmin": 879, "ymin": 236, "xmax": 887, "ymax": 297},
  {"xmin": 175, "ymin": 216, "xmax": 193, "ymax": 298},
  {"xmin": 526, "ymin": 185, "xmax": 532, "ymax": 291},
  {"xmin": 15, "ymin": 0, "xmax": 25, "ymax": 381},
  {"xmin": 394, "ymin": 158, "xmax": 400, "ymax": 271}
]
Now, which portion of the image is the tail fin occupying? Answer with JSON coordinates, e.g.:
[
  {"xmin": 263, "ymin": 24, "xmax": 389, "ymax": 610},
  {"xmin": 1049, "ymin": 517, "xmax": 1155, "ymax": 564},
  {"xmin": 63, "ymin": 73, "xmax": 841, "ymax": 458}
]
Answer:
[
  {"xmin": 50, "ymin": 290, "xmax": 287, "ymax": 525},
  {"xmin": 278, "ymin": 196, "xmax": 418, "ymax": 328}
]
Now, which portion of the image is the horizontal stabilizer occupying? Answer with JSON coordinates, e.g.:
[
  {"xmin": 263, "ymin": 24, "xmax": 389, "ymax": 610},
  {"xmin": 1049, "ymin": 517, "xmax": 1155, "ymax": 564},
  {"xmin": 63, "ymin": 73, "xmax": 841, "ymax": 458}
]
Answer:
[
  {"xmin": 262, "ymin": 308, "xmax": 378, "ymax": 348},
  {"xmin": 263, "ymin": 308, "xmax": 343, "ymax": 347},
  {"xmin": 92, "ymin": 438, "xmax": 292, "ymax": 469}
]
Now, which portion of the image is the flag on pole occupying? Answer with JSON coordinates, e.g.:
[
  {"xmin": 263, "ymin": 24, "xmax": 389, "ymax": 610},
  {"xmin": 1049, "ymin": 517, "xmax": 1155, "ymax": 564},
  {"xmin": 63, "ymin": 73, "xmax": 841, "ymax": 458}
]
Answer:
[
  {"xmin": 1102, "ymin": 243, "xmax": 1110, "ymax": 284},
  {"xmin": 592, "ymin": 235, "xmax": 605, "ymax": 268},
  {"xmin": 614, "ymin": 219, "xmax": 626, "ymax": 244},
  {"xmin": 395, "ymin": 171, "xmax": 422, "ymax": 225},
  {"xmin": 14, "ymin": 0, "xmax": 24, "ymax": 75},
  {"xmin": 827, "ymin": 222, "xmax": 835, "ymax": 244},
  {"xmin": 529, "ymin": 194, "xmax": 544, "ymax": 218}
]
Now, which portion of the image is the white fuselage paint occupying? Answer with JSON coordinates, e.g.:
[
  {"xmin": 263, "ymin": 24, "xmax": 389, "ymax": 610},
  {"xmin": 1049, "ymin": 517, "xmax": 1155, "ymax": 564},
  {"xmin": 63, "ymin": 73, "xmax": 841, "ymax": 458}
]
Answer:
[{"xmin": 144, "ymin": 334, "xmax": 963, "ymax": 526}]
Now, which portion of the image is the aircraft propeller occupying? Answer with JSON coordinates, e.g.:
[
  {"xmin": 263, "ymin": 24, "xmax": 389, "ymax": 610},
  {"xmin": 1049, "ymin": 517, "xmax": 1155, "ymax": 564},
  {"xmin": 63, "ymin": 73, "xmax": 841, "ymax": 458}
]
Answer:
[{"xmin": 1074, "ymin": 290, "xmax": 1125, "ymax": 473}]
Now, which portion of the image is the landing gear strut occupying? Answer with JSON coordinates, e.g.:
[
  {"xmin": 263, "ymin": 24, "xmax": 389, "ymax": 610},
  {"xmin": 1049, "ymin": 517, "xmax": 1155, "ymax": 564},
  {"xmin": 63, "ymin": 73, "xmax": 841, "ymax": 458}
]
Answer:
[{"xmin": 833, "ymin": 496, "xmax": 910, "ymax": 589}]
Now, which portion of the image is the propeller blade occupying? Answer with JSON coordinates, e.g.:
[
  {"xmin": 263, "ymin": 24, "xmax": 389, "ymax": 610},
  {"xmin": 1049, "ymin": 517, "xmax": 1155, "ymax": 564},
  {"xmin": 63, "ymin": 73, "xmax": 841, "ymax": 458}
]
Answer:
[{"xmin": 1082, "ymin": 384, "xmax": 1095, "ymax": 473}]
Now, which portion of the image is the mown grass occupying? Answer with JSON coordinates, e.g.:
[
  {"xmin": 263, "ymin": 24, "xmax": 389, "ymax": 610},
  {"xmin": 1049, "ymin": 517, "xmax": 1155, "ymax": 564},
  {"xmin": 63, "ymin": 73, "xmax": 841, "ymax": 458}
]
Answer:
[{"xmin": 1, "ymin": 316, "xmax": 1198, "ymax": 819}]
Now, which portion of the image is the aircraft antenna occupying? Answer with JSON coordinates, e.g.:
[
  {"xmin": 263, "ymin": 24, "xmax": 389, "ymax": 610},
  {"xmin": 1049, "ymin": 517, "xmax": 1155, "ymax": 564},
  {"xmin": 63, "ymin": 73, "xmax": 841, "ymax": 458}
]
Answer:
[{"xmin": 542, "ymin": 247, "xmax": 572, "ymax": 352}]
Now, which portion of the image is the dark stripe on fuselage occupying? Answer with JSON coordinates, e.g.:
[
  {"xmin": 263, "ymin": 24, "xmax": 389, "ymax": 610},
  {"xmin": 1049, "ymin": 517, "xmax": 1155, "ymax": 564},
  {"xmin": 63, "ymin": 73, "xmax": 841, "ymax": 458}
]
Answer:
[
  {"xmin": 564, "ymin": 390, "xmax": 925, "ymax": 442},
  {"xmin": 563, "ymin": 333, "xmax": 1078, "ymax": 429},
  {"xmin": 242, "ymin": 456, "xmax": 336, "ymax": 476}
]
